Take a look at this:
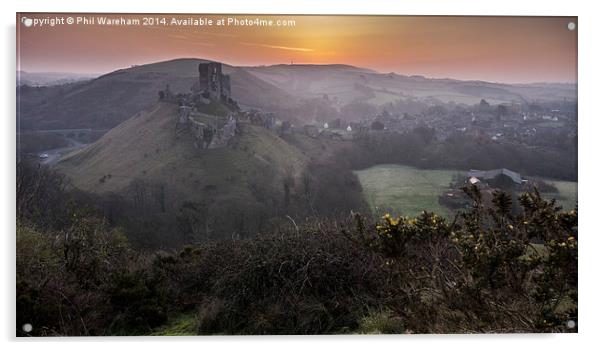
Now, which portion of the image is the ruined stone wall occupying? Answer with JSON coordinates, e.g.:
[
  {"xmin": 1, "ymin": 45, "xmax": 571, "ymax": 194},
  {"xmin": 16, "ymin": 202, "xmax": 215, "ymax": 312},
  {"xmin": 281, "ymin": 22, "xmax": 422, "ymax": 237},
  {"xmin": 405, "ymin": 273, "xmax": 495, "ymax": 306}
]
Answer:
[
  {"xmin": 178, "ymin": 105, "xmax": 192, "ymax": 124},
  {"xmin": 183, "ymin": 111, "xmax": 237, "ymax": 150},
  {"xmin": 207, "ymin": 114, "xmax": 237, "ymax": 149},
  {"xmin": 189, "ymin": 118, "xmax": 214, "ymax": 149},
  {"xmin": 221, "ymin": 75, "xmax": 231, "ymax": 99},
  {"xmin": 198, "ymin": 62, "xmax": 231, "ymax": 100},
  {"xmin": 245, "ymin": 110, "xmax": 276, "ymax": 130},
  {"xmin": 169, "ymin": 62, "xmax": 236, "ymax": 149}
]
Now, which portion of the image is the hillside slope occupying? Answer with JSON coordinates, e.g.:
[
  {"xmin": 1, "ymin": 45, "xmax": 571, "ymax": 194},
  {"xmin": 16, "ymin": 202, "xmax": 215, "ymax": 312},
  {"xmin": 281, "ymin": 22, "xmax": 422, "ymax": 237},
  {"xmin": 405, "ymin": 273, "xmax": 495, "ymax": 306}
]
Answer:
[{"xmin": 55, "ymin": 101, "xmax": 309, "ymax": 215}]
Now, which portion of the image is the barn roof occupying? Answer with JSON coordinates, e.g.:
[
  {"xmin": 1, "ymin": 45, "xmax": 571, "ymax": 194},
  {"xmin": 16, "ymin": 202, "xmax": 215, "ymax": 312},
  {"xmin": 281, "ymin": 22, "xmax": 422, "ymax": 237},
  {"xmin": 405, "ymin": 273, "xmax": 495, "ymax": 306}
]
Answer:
[{"xmin": 467, "ymin": 168, "xmax": 523, "ymax": 184}]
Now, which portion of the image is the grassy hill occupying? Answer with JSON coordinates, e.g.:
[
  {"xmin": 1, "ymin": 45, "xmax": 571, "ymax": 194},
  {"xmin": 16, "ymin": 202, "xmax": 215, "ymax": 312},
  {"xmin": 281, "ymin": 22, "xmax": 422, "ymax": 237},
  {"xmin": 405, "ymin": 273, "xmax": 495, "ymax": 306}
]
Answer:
[
  {"xmin": 244, "ymin": 65, "xmax": 576, "ymax": 105},
  {"xmin": 55, "ymin": 101, "xmax": 309, "ymax": 218}
]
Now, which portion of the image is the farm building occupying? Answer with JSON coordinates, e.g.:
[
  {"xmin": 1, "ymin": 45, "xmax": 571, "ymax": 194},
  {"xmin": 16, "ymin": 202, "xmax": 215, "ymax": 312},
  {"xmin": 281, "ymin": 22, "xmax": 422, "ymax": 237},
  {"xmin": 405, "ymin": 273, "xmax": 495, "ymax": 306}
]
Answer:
[{"xmin": 467, "ymin": 168, "xmax": 524, "ymax": 185}]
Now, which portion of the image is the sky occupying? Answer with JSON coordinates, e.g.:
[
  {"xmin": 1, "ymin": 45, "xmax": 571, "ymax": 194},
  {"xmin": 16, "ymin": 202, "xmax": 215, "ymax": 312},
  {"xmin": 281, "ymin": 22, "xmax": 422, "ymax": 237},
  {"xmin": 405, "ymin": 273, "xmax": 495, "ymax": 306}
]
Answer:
[{"xmin": 16, "ymin": 14, "xmax": 577, "ymax": 84}]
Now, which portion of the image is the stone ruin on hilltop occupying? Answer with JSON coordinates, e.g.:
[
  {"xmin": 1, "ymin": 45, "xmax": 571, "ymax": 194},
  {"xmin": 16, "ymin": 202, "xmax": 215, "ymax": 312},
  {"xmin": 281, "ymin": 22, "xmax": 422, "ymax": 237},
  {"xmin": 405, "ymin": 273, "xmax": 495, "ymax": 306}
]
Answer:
[
  {"xmin": 158, "ymin": 62, "xmax": 275, "ymax": 150},
  {"xmin": 196, "ymin": 62, "xmax": 231, "ymax": 100}
]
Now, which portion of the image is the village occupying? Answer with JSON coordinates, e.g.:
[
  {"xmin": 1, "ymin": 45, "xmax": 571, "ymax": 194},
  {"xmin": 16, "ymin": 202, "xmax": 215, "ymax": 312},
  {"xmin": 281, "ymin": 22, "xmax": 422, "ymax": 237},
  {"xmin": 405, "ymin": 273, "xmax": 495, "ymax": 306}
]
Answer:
[{"xmin": 154, "ymin": 62, "xmax": 574, "ymax": 218}]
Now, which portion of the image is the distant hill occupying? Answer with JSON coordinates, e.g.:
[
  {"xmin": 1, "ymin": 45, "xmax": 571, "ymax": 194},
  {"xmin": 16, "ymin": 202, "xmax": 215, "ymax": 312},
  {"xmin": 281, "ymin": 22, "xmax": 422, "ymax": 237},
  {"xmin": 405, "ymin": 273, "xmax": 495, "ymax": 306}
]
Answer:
[
  {"xmin": 17, "ymin": 71, "xmax": 97, "ymax": 86},
  {"xmin": 17, "ymin": 58, "xmax": 577, "ymax": 130},
  {"xmin": 17, "ymin": 59, "xmax": 296, "ymax": 130},
  {"xmin": 244, "ymin": 65, "xmax": 577, "ymax": 105}
]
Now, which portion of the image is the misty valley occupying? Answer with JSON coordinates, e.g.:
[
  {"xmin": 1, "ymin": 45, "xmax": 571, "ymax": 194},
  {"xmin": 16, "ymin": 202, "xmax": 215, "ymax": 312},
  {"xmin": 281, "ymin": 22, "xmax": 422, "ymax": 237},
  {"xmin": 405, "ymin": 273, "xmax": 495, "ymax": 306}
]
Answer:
[{"xmin": 17, "ymin": 60, "xmax": 577, "ymax": 247}]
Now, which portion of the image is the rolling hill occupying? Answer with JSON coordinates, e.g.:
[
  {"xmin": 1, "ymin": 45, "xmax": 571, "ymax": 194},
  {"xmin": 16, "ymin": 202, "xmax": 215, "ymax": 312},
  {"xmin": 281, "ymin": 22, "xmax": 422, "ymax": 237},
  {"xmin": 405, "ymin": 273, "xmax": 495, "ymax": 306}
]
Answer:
[
  {"xmin": 244, "ymin": 65, "xmax": 577, "ymax": 105},
  {"xmin": 17, "ymin": 58, "xmax": 296, "ymax": 130},
  {"xmin": 17, "ymin": 70, "xmax": 97, "ymax": 86},
  {"xmin": 55, "ymin": 101, "xmax": 309, "ymax": 215},
  {"xmin": 18, "ymin": 58, "xmax": 577, "ymax": 131}
]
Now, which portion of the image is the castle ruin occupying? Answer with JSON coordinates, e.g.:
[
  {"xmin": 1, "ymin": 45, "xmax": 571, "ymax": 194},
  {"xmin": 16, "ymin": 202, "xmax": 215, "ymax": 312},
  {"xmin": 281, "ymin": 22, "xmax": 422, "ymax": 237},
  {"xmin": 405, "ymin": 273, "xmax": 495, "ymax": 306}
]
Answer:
[
  {"xmin": 186, "ymin": 112, "xmax": 237, "ymax": 149},
  {"xmin": 197, "ymin": 62, "xmax": 231, "ymax": 100},
  {"xmin": 161, "ymin": 61, "xmax": 286, "ymax": 151}
]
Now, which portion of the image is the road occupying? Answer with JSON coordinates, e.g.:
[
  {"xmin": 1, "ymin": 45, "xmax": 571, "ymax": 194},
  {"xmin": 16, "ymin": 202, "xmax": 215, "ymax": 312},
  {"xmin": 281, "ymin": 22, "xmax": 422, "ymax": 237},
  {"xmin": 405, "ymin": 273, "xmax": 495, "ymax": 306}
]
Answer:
[{"xmin": 40, "ymin": 138, "xmax": 88, "ymax": 166}]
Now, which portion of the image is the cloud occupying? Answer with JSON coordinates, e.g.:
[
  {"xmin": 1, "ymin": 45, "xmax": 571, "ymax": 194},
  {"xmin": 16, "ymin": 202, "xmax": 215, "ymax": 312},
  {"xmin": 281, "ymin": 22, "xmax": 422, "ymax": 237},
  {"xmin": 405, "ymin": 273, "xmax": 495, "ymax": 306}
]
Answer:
[
  {"xmin": 190, "ymin": 42, "xmax": 214, "ymax": 47},
  {"xmin": 240, "ymin": 42, "xmax": 314, "ymax": 52},
  {"xmin": 166, "ymin": 34, "xmax": 214, "ymax": 47},
  {"xmin": 168, "ymin": 34, "xmax": 189, "ymax": 40}
]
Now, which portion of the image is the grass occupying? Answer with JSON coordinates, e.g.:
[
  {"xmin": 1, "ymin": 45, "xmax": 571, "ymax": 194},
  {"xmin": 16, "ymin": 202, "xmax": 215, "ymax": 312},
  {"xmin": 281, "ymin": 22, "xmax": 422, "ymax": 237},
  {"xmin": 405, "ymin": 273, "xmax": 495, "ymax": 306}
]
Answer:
[
  {"xmin": 355, "ymin": 164, "xmax": 578, "ymax": 219},
  {"xmin": 197, "ymin": 100, "xmax": 232, "ymax": 117},
  {"xmin": 357, "ymin": 311, "xmax": 405, "ymax": 334},
  {"xmin": 150, "ymin": 314, "xmax": 197, "ymax": 336},
  {"xmin": 55, "ymin": 102, "xmax": 309, "ymax": 213},
  {"xmin": 540, "ymin": 179, "xmax": 577, "ymax": 211},
  {"xmin": 354, "ymin": 164, "xmax": 460, "ymax": 218}
]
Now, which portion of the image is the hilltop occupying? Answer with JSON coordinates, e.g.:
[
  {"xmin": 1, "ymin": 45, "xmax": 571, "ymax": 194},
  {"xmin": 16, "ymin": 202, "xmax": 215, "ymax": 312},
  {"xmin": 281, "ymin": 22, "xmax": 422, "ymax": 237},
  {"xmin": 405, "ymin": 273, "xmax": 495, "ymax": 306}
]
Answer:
[{"xmin": 55, "ymin": 100, "xmax": 310, "ymax": 236}]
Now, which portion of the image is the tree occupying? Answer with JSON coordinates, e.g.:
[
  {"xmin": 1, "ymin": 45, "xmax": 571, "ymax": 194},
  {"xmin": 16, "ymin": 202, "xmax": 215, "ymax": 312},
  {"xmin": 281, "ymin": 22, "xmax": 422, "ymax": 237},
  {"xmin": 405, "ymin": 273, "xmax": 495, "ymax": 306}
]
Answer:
[
  {"xmin": 177, "ymin": 201, "xmax": 212, "ymax": 242},
  {"xmin": 370, "ymin": 120, "xmax": 385, "ymax": 130}
]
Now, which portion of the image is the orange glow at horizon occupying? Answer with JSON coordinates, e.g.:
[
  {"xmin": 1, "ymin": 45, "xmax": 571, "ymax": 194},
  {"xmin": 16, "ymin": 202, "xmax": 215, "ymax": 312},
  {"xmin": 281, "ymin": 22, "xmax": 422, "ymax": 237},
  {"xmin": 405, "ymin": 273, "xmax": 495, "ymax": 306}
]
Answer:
[{"xmin": 17, "ymin": 14, "xmax": 577, "ymax": 83}]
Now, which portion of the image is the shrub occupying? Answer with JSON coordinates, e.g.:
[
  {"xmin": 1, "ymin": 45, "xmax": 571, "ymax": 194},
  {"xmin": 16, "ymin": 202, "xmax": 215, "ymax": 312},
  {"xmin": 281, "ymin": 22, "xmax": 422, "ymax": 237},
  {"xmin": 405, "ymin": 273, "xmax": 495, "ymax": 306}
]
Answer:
[
  {"xmin": 17, "ymin": 162, "xmax": 577, "ymax": 335},
  {"xmin": 152, "ymin": 226, "xmax": 390, "ymax": 334},
  {"xmin": 16, "ymin": 215, "xmax": 167, "ymax": 336},
  {"xmin": 343, "ymin": 186, "xmax": 577, "ymax": 333}
]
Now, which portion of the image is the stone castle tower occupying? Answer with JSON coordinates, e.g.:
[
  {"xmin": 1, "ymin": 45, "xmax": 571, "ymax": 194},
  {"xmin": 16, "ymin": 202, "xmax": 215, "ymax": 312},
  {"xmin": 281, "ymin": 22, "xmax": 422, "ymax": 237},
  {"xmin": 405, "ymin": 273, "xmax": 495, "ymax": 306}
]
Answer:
[{"xmin": 198, "ymin": 62, "xmax": 231, "ymax": 100}]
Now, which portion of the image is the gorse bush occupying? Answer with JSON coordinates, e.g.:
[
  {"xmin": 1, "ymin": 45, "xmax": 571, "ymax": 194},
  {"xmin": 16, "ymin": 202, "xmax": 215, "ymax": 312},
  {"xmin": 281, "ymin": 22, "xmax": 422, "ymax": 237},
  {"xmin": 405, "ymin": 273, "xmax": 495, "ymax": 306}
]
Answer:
[
  {"xmin": 341, "ymin": 186, "xmax": 577, "ymax": 333},
  {"xmin": 152, "ymin": 228, "xmax": 390, "ymax": 334},
  {"xmin": 17, "ymin": 214, "xmax": 168, "ymax": 336},
  {"xmin": 16, "ymin": 162, "xmax": 577, "ymax": 335},
  {"xmin": 147, "ymin": 186, "xmax": 576, "ymax": 334}
]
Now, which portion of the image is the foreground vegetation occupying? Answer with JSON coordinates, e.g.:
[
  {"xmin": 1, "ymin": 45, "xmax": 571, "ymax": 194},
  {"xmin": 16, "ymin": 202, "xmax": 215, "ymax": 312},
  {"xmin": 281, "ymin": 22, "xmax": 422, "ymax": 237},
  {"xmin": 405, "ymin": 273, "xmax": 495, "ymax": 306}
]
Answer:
[{"xmin": 17, "ymin": 163, "xmax": 577, "ymax": 335}]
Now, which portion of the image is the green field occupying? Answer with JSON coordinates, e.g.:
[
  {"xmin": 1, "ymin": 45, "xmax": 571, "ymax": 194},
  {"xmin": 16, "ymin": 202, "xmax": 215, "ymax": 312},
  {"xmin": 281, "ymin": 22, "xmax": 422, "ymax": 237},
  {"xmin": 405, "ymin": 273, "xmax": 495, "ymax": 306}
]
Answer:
[
  {"xmin": 354, "ymin": 164, "xmax": 460, "ymax": 218},
  {"xmin": 541, "ymin": 179, "xmax": 578, "ymax": 211},
  {"xmin": 354, "ymin": 164, "xmax": 578, "ymax": 218}
]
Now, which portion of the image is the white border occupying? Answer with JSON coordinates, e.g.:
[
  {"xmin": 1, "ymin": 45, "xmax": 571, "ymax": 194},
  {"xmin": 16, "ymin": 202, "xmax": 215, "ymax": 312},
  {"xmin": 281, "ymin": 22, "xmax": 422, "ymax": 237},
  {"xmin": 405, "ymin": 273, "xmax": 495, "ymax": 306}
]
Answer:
[{"xmin": 2, "ymin": 1, "xmax": 600, "ymax": 349}]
